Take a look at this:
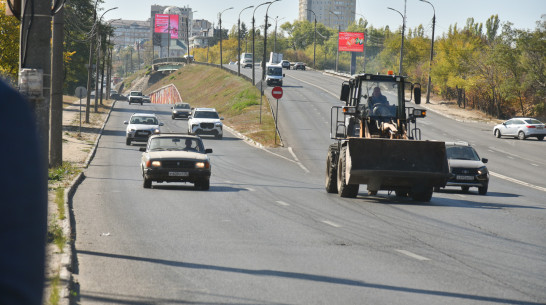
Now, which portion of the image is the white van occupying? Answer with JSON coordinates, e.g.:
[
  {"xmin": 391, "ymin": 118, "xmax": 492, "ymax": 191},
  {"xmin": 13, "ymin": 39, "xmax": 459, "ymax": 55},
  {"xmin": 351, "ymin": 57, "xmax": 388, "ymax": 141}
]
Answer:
[
  {"xmin": 265, "ymin": 64, "xmax": 284, "ymax": 87},
  {"xmin": 240, "ymin": 53, "xmax": 253, "ymax": 68}
]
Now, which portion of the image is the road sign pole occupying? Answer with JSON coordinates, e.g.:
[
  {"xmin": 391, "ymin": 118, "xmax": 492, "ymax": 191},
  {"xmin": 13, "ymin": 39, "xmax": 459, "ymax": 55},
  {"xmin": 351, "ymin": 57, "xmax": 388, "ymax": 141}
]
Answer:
[{"xmin": 275, "ymin": 98, "xmax": 279, "ymax": 145}]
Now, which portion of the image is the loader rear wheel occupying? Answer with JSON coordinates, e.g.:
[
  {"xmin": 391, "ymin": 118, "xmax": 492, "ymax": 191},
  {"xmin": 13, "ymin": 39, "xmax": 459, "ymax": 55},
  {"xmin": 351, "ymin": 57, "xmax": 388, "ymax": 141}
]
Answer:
[
  {"xmin": 337, "ymin": 146, "xmax": 359, "ymax": 198},
  {"xmin": 325, "ymin": 148, "xmax": 338, "ymax": 193}
]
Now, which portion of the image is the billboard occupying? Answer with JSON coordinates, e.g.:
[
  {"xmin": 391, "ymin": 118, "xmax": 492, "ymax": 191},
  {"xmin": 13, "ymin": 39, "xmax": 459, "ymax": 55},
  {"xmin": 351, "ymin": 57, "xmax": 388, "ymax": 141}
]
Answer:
[
  {"xmin": 154, "ymin": 14, "xmax": 179, "ymax": 39},
  {"xmin": 338, "ymin": 32, "xmax": 365, "ymax": 52}
]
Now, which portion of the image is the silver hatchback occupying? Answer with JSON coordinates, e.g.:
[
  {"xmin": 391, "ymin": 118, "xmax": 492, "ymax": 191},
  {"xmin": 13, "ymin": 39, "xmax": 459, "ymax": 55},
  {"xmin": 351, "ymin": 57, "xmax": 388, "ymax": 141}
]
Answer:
[{"xmin": 493, "ymin": 117, "xmax": 545, "ymax": 140}]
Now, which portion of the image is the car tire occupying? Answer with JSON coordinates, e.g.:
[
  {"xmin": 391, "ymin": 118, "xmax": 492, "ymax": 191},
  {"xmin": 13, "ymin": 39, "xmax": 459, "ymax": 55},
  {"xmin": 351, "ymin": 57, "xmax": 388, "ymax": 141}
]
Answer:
[
  {"xmin": 216, "ymin": 134, "xmax": 223, "ymax": 140},
  {"xmin": 518, "ymin": 131, "xmax": 526, "ymax": 140},
  {"xmin": 143, "ymin": 177, "xmax": 152, "ymax": 188},
  {"xmin": 172, "ymin": 115, "xmax": 175, "ymax": 120},
  {"xmin": 461, "ymin": 186, "xmax": 470, "ymax": 193},
  {"xmin": 126, "ymin": 138, "xmax": 131, "ymax": 145},
  {"xmin": 478, "ymin": 185, "xmax": 488, "ymax": 195},
  {"xmin": 325, "ymin": 145, "xmax": 338, "ymax": 193},
  {"xmin": 411, "ymin": 188, "xmax": 433, "ymax": 202},
  {"xmin": 434, "ymin": 186, "xmax": 440, "ymax": 192},
  {"xmin": 538, "ymin": 136, "xmax": 544, "ymax": 141},
  {"xmin": 494, "ymin": 129, "xmax": 501, "ymax": 138},
  {"xmin": 395, "ymin": 190, "xmax": 409, "ymax": 197},
  {"xmin": 336, "ymin": 146, "xmax": 359, "ymax": 198},
  {"xmin": 140, "ymin": 102, "xmax": 143, "ymax": 105},
  {"xmin": 195, "ymin": 178, "xmax": 210, "ymax": 190}
]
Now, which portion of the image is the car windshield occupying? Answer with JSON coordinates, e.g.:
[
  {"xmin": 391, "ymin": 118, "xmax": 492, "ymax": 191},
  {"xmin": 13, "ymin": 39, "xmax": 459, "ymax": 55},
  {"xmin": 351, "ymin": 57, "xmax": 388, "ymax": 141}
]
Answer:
[
  {"xmin": 149, "ymin": 137, "xmax": 204, "ymax": 152},
  {"xmin": 446, "ymin": 146, "xmax": 480, "ymax": 161},
  {"xmin": 194, "ymin": 111, "xmax": 219, "ymax": 119},
  {"xmin": 267, "ymin": 67, "xmax": 282, "ymax": 76},
  {"xmin": 130, "ymin": 92, "xmax": 142, "ymax": 96},
  {"xmin": 175, "ymin": 104, "xmax": 190, "ymax": 109},
  {"xmin": 524, "ymin": 119, "xmax": 543, "ymax": 124},
  {"xmin": 130, "ymin": 116, "xmax": 158, "ymax": 125}
]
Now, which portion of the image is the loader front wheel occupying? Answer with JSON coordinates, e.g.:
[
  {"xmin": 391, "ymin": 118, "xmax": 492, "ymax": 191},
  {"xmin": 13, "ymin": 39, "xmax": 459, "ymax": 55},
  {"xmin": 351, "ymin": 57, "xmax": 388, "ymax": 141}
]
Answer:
[
  {"xmin": 325, "ymin": 148, "xmax": 338, "ymax": 193},
  {"xmin": 337, "ymin": 146, "xmax": 359, "ymax": 198}
]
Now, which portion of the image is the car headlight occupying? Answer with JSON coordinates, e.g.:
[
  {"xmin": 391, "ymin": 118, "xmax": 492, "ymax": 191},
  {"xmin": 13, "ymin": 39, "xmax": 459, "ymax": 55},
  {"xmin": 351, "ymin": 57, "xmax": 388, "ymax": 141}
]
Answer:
[
  {"xmin": 195, "ymin": 161, "xmax": 210, "ymax": 169},
  {"xmin": 215, "ymin": 122, "xmax": 222, "ymax": 127},
  {"xmin": 153, "ymin": 128, "xmax": 160, "ymax": 134},
  {"xmin": 477, "ymin": 166, "xmax": 488, "ymax": 176},
  {"xmin": 130, "ymin": 128, "xmax": 135, "ymax": 132},
  {"xmin": 146, "ymin": 160, "xmax": 161, "ymax": 167},
  {"xmin": 173, "ymin": 110, "xmax": 178, "ymax": 113}
]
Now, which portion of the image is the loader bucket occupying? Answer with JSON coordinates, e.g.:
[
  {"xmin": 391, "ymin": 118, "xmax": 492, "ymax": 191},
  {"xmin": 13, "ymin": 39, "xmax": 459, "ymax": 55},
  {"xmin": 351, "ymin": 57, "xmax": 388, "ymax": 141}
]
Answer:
[{"xmin": 345, "ymin": 138, "xmax": 449, "ymax": 191}]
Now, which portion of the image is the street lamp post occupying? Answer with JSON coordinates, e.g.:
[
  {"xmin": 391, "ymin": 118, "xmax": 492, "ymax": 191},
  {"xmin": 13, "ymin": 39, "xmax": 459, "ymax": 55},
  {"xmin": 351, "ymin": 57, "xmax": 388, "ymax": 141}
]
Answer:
[
  {"xmin": 218, "ymin": 6, "xmax": 234, "ymax": 69},
  {"xmin": 328, "ymin": 10, "xmax": 340, "ymax": 72},
  {"xmin": 387, "ymin": 6, "xmax": 406, "ymax": 75},
  {"xmin": 93, "ymin": 7, "xmax": 117, "ymax": 113},
  {"xmin": 353, "ymin": 11, "xmax": 367, "ymax": 73},
  {"xmin": 420, "ymin": 0, "xmax": 435, "ymax": 103},
  {"xmin": 252, "ymin": 2, "xmax": 271, "ymax": 85},
  {"xmin": 262, "ymin": 0, "xmax": 281, "ymax": 81},
  {"xmin": 238, "ymin": 5, "xmax": 254, "ymax": 76},
  {"xmin": 188, "ymin": 11, "xmax": 197, "ymax": 61},
  {"xmin": 273, "ymin": 16, "xmax": 285, "ymax": 52},
  {"xmin": 307, "ymin": 9, "xmax": 317, "ymax": 69}
]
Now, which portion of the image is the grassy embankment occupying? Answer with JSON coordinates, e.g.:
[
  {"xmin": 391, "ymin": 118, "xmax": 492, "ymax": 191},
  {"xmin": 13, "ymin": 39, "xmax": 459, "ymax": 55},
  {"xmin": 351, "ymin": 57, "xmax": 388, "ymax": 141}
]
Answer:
[{"xmin": 147, "ymin": 64, "xmax": 279, "ymax": 147}]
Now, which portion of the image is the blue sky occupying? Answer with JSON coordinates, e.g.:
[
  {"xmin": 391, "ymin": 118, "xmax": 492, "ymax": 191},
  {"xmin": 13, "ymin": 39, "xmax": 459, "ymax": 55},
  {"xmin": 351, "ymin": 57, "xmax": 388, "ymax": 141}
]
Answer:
[{"xmin": 103, "ymin": 0, "xmax": 545, "ymax": 36}]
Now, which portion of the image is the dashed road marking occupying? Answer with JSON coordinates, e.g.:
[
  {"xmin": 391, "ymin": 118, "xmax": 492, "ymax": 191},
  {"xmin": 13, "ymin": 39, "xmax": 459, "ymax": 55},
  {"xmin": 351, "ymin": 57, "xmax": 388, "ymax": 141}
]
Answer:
[
  {"xmin": 322, "ymin": 220, "xmax": 341, "ymax": 228},
  {"xmin": 490, "ymin": 171, "xmax": 546, "ymax": 193},
  {"xmin": 396, "ymin": 250, "xmax": 430, "ymax": 261},
  {"xmin": 276, "ymin": 201, "xmax": 290, "ymax": 206}
]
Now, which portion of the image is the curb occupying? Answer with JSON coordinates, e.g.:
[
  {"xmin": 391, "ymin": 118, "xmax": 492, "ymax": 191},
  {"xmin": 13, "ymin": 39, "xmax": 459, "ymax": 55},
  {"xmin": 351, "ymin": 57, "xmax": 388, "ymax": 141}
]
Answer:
[{"xmin": 55, "ymin": 100, "xmax": 116, "ymax": 305}]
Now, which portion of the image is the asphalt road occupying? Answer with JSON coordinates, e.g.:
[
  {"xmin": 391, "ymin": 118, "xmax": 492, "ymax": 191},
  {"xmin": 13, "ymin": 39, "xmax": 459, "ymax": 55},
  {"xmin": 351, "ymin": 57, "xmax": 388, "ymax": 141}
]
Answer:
[{"xmin": 72, "ymin": 68, "xmax": 546, "ymax": 304}]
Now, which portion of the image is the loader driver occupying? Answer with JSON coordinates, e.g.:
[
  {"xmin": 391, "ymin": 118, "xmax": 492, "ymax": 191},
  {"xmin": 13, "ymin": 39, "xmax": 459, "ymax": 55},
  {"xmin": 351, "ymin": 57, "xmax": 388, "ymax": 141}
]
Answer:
[
  {"xmin": 369, "ymin": 86, "xmax": 388, "ymax": 106},
  {"xmin": 369, "ymin": 86, "xmax": 391, "ymax": 116}
]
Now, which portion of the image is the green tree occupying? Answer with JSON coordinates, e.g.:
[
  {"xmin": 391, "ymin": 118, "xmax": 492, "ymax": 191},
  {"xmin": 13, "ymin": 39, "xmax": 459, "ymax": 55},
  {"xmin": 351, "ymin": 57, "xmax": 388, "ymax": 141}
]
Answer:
[{"xmin": 0, "ymin": 4, "xmax": 20, "ymax": 83}]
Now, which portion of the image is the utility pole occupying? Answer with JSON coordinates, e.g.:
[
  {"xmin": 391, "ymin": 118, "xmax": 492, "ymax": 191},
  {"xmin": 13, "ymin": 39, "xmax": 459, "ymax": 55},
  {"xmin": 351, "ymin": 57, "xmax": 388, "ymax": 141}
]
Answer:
[
  {"xmin": 50, "ymin": 7, "xmax": 64, "ymax": 167},
  {"xmin": 85, "ymin": 5, "xmax": 97, "ymax": 123},
  {"xmin": 94, "ymin": 25, "xmax": 101, "ymax": 112},
  {"xmin": 19, "ymin": 0, "xmax": 52, "ymax": 167}
]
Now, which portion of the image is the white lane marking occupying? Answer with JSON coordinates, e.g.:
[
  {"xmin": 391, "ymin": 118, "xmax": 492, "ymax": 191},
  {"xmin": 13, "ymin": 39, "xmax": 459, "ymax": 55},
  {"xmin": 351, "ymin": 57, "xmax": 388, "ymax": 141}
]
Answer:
[
  {"xmin": 246, "ymin": 188, "xmax": 255, "ymax": 192},
  {"xmin": 322, "ymin": 220, "xmax": 341, "ymax": 228},
  {"xmin": 507, "ymin": 156, "xmax": 514, "ymax": 159},
  {"xmin": 531, "ymin": 163, "xmax": 539, "ymax": 167},
  {"xmin": 396, "ymin": 250, "xmax": 430, "ymax": 261},
  {"xmin": 289, "ymin": 75, "xmax": 339, "ymax": 98},
  {"xmin": 276, "ymin": 201, "xmax": 290, "ymax": 206},
  {"xmin": 288, "ymin": 147, "xmax": 310, "ymax": 173},
  {"xmin": 490, "ymin": 171, "xmax": 546, "ymax": 193}
]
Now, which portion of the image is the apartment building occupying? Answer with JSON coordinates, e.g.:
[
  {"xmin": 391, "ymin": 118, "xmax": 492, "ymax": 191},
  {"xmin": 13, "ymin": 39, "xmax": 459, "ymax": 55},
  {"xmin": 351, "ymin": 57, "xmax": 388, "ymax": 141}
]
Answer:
[{"xmin": 298, "ymin": 0, "xmax": 356, "ymax": 30}]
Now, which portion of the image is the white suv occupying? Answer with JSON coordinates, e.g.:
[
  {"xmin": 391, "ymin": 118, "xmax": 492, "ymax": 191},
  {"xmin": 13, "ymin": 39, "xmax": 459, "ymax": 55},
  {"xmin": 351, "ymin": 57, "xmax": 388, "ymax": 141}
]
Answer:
[
  {"xmin": 124, "ymin": 113, "xmax": 163, "ymax": 145},
  {"xmin": 188, "ymin": 108, "xmax": 224, "ymax": 139}
]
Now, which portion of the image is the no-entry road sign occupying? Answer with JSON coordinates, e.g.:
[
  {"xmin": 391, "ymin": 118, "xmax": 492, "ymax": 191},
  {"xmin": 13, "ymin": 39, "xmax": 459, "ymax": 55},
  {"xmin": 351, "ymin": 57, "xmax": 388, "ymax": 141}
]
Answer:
[{"xmin": 272, "ymin": 86, "xmax": 283, "ymax": 99}]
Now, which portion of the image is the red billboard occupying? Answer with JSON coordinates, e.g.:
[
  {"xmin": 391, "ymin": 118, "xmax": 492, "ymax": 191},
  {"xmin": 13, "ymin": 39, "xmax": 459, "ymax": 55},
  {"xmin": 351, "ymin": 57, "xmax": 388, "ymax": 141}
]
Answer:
[
  {"xmin": 154, "ymin": 14, "xmax": 179, "ymax": 39},
  {"xmin": 338, "ymin": 32, "xmax": 365, "ymax": 52}
]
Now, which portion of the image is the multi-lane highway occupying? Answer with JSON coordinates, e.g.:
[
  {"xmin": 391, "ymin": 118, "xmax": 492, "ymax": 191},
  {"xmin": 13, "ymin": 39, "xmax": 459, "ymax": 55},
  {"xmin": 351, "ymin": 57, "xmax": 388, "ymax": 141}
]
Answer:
[{"xmin": 72, "ymin": 66, "xmax": 546, "ymax": 304}]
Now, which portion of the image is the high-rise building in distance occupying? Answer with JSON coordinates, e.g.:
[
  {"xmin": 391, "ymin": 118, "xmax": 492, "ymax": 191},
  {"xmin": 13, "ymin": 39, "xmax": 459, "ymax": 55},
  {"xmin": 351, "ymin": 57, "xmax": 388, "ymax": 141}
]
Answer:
[{"xmin": 298, "ymin": 0, "xmax": 356, "ymax": 31}]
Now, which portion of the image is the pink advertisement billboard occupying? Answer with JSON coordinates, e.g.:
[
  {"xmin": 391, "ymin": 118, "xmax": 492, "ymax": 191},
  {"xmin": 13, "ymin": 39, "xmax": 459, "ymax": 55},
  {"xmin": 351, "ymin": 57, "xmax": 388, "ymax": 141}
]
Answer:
[
  {"xmin": 338, "ymin": 32, "xmax": 365, "ymax": 52},
  {"xmin": 154, "ymin": 14, "xmax": 179, "ymax": 39}
]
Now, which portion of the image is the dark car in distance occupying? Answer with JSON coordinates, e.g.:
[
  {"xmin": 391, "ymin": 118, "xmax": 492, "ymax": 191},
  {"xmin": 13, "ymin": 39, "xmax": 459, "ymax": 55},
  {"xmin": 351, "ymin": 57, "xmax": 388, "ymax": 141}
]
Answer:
[
  {"xmin": 293, "ymin": 62, "xmax": 306, "ymax": 70},
  {"xmin": 171, "ymin": 103, "xmax": 192, "ymax": 119},
  {"xmin": 436, "ymin": 142, "xmax": 489, "ymax": 195}
]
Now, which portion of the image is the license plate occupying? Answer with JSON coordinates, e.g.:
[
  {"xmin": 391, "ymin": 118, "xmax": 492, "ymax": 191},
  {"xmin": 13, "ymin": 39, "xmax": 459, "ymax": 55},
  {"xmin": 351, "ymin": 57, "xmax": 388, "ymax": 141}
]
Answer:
[
  {"xmin": 137, "ymin": 131, "xmax": 148, "ymax": 135},
  {"xmin": 456, "ymin": 175, "xmax": 474, "ymax": 181},
  {"xmin": 537, "ymin": 126, "xmax": 544, "ymax": 129},
  {"xmin": 169, "ymin": 172, "xmax": 188, "ymax": 177}
]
